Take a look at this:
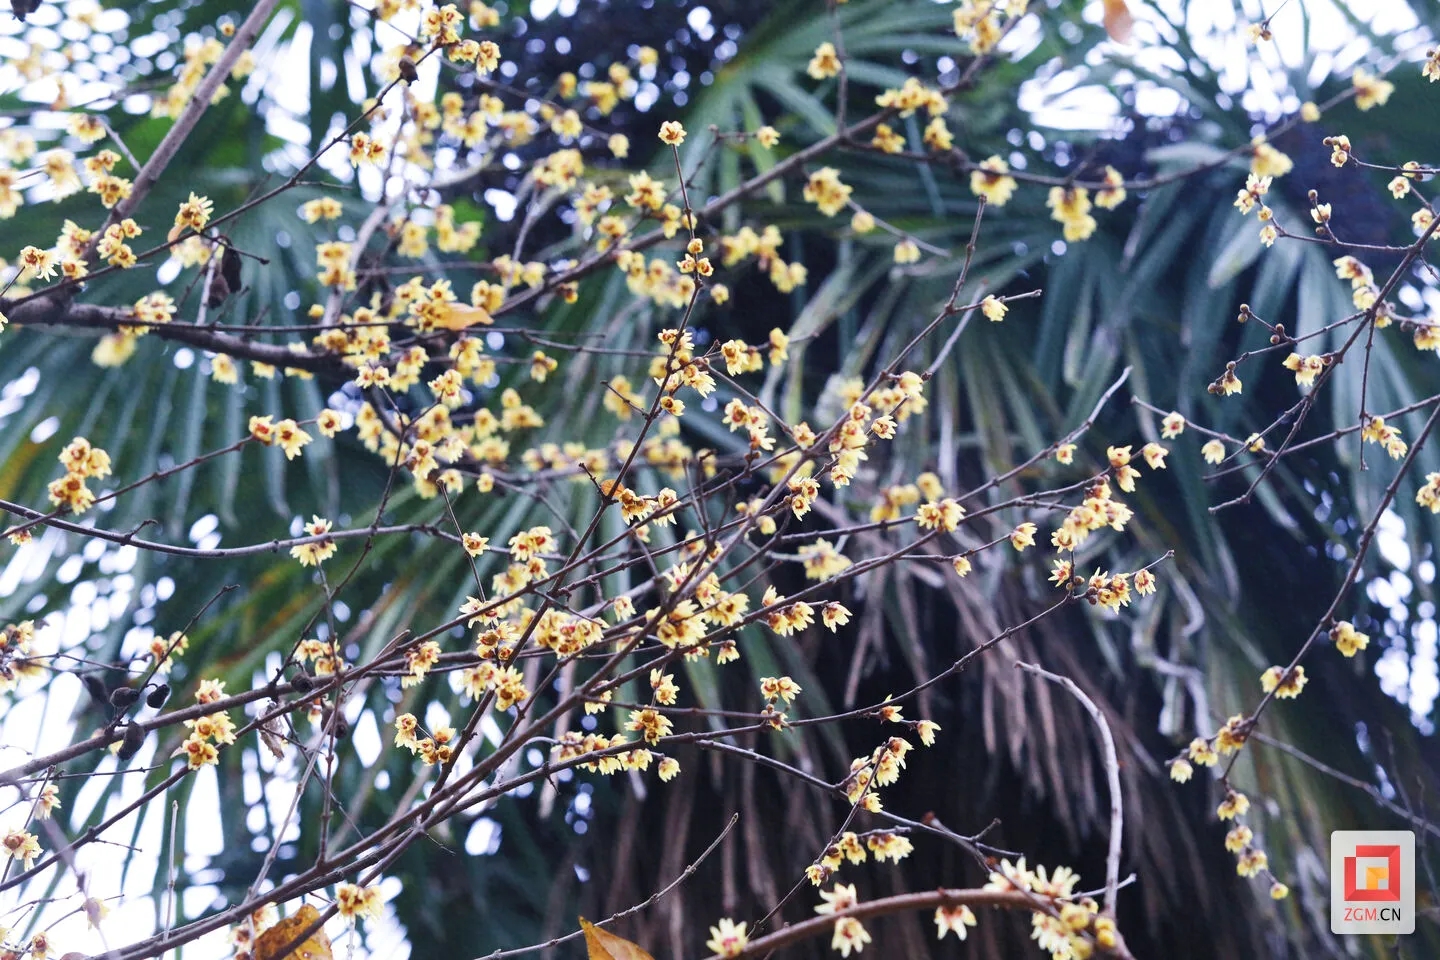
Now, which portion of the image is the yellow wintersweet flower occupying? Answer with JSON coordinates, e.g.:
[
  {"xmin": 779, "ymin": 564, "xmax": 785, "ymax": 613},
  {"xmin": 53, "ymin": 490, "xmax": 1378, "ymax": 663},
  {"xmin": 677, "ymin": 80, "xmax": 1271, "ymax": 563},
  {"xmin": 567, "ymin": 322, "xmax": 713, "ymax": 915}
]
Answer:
[
  {"xmin": 1325, "ymin": 134, "xmax": 1351, "ymax": 167},
  {"xmin": 67, "ymin": 113, "xmax": 106, "ymax": 143},
  {"xmin": 1250, "ymin": 140, "xmax": 1293, "ymax": 179},
  {"xmin": 1, "ymin": 829, "xmax": 41, "ymax": 870},
  {"xmin": 916, "ymin": 498, "xmax": 965, "ymax": 532},
  {"xmin": 18, "ymin": 245, "xmax": 56, "ymax": 281},
  {"xmin": 1217, "ymin": 789, "xmax": 1250, "ymax": 820},
  {"xmin": 291, "ymin": 516, "xmax": 338, "ymax": 567},
  {"xmin": 831, "ymin": 917, "xmax": 872, "ymax": 958},
  {"xmin": 657, "ymin": 120, "xmax": 686, "ymax": 145},
  {"xmin": 893, "ymin": 239, "xmax": 920, "ymax": 264},
  {"xmin": 707, "ymin": 919, "xmax": 748, "ymax": 957},
  {"xmin": 1352, "ymin": 67, "xmax": 1394, "ymax": 111},
  {"xmin": 173, "ymin": 192, "xmax": 213, "ymax": 235},
  {"xmin": 1094, "ymin": 165, "xmax": 1128, "ymax": 209},
  {"xmin": 916, "ymin": 720, "xmax": 940, "ymax": 746},
  {"xmin": 1010, "ymin": 522, "xmax": 1037, "ymax": 551},
  {"xmin": 1188, "ymin": 737, "xmax": 1218, "ymax": 766},
  {"xmin": 970, "ymin": 156, "xmax": 1017, "ymax": 206},
  {"xmin": 871, "ymin": 123, "xmax": 905, "ymax": 154},
  {"xmin": 802, "ymin": 167, "xmax": 852, "ymax": 216},
  {"xmin": 923, "ymin": 117, "xmax": 953, "ymax": 151},
  {"xmin": 335, "ymin": 883, "xmax": 384, "ymax": 923},
  {"xmin": 274, "ymin": 419, "xmax": 312, "ymax": 460},
  {"xmin": 1234, "ymin": 173, "xmax": 1271, "ymax": 214},
  {"xmin": 759, "ymin": 675, "xmax": 802, "ymax": 704},
  {"xmin": 1259, "ymin": 664, "xmax": 1307, "ymax": 698},
  {"xmin": 1282, "ymin": 353, "xmax": 1327, "ymax": 387},
  {"xmin": 807, "ymin": 42, "xmax": 841, "ymax": 79},
  {"xmin": 1215, "ymin": 714, "xmax": 1248, "ymax": 755},
  {"xmin": 1425, "ymin": 49, "xmax": 1440, "ymax": 82},
  {"xmin": 182, "ymin": 733, "xmax": 219, "ymax": 769},
  {"xmin": 1047, "ymin": 186, "xmax": 1095, "ymax": 241},
  {"xmin": 935, "ymin": 905, "xmax": 977, "ymax": 941},
  {"xmin": 1237, "ymin": 848, "xmax": 1268, "ymax": 878},
  {"xmin": 1330, "ymin": 620, "xmax": 1370, "ymax": 657}
]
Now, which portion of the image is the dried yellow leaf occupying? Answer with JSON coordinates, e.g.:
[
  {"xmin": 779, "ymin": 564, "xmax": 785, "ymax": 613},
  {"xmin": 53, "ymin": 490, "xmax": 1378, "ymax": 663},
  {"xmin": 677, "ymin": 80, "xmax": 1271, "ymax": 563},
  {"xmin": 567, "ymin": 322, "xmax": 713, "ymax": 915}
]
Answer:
[
  {"xmin": 254, "ymin": 904, "xmax": 333, "ymax": 960},
  {"xmin": 579, "ymin": 917, "xmax": 655, "ymax": 960}
]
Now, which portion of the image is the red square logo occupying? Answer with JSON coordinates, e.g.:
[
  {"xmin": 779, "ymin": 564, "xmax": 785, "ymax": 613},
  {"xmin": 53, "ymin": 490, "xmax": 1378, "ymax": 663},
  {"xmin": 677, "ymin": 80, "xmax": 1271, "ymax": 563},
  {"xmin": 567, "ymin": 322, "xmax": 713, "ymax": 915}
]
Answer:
[{"xmin": 1343, "ymin": 845, "xmax": 1402, "ymax": 901}]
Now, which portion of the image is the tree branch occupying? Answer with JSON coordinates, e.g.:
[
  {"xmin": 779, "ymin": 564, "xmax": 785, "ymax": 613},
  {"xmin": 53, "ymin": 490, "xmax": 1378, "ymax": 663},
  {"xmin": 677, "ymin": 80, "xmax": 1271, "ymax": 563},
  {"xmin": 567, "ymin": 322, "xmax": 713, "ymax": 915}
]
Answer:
[{"xmin": 1015, "ymin": 662, "xmax": 1125, "ymax": 920}]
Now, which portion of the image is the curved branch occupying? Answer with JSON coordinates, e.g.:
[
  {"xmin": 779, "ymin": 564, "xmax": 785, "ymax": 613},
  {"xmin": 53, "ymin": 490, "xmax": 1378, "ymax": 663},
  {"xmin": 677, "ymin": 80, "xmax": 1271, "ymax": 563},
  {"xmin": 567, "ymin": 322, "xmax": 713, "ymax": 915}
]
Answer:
[
  {"xmin": 1016, "ymin": 662, "xmax": 1125, "ymax": 919},
  {"xmin": 1, "ymin": 295, "xmax": 333, "ymax": 369}
]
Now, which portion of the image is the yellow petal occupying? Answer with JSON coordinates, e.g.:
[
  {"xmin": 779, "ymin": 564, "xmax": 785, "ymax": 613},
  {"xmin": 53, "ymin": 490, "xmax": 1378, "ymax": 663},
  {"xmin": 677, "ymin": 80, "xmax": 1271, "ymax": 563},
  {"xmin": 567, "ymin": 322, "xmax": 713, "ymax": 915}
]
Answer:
[
  {"xmin": 433, "ymin": 302, "xmax": 494, "ymax": 331},
  {"xmin": 1103, "ymin": 0, "xmax": 1134, "ymax": 43}
]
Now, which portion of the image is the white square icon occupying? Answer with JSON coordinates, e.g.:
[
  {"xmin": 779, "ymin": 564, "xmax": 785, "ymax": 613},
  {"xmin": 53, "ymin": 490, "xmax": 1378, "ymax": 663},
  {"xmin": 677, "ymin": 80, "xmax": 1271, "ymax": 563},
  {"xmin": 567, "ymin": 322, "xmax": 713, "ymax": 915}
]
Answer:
[{"xmin": 1331, "ymin": 830, "xmax": 1415, "ymax": 935}]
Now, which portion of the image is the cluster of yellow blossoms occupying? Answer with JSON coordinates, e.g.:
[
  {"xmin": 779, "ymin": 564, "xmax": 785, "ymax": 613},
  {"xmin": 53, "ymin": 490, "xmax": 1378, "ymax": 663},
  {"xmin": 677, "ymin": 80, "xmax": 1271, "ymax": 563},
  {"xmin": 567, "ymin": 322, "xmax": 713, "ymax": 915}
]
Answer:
[
  {"xmin": 290, "ymin": 516, "xmax": 338, "ymax": 567},
  {"xmin": 334, "ymin": 883, "xmax": 384, "ymax": 924},
  {"xmin": 11, "ymin": 3, "xmax": 1393, "ymax": 955},
  {"xmin": 1415, "ymin": 473, "xmax": 1440, "ymax": 513},
  {"xmin": 551, "ymin": 727, "xmax": 679, "ymax": 780},
  {"xmin": 1360, "ymin": 416, "xmax": 1408, "ymax": 460},
  {"xmin": 181, "ymin": 679, "xmax": 235, "ymax": 770},
  {"xmin": 1162, "ymin": 617, "xmax": 1382, "ymax": 898},
  {"xmin": 0, "ymin": 621, "xmax": 42, "ymax": 693},
  {"xmin": 953, "ymin": 0, "xmax": 1029, "ymax": 54},
  {"xmin": 1208, "ymin": 65, "xmax": 1440, "ymax": 824},
  {"xmin": 1167, "ymin": 712, "xmax": 1287, "ymax": 897},
  {"xmin": 813, "ymin": 883, "xmax": 869, "ymax": 957},
  {"xmin": 147, "ymin": 631, "xmax": 188, "ymax": 674},
  {"xmin": 46, "ymin": 436, "xmax": 111, "ymax": 516},
  {"xmin": 706, "ymin": 826, "xmax": 921, "ymax": 957},
  {"xmin": 393, "ymin": 712, "xmax": 459, "ymax": 766},
  {"xmin": 981, "ymin": 858, "xmax": 1118, "ymax": 959}
]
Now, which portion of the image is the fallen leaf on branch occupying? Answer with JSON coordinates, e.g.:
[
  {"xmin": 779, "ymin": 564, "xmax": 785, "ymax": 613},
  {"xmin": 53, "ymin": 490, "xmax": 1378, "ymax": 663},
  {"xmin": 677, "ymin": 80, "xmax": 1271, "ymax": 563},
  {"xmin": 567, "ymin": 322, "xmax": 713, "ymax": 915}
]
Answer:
[
  {"xmin": 580, "ymin": 917, "xmax": 655, "ymax": 960},
  {"xmin": 254, "ymin": 904, "xmax": 333, "ymax": 960}
]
